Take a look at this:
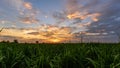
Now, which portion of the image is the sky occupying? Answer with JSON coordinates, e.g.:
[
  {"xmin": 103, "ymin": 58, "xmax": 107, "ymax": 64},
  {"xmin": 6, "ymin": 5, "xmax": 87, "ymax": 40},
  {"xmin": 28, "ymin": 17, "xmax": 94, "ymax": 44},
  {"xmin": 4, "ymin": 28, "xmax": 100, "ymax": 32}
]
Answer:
[{"xmin": 0, "ymin": 0, "xmax": 120, "ymax": 43}]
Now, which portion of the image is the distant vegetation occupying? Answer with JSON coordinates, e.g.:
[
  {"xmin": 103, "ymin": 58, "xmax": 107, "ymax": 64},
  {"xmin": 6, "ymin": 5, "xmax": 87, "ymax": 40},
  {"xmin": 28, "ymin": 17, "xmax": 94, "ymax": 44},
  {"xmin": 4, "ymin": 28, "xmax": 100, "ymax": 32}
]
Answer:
[{"xmin": 0, "ymin": 43, "xmax": 120, "ymax": 68}]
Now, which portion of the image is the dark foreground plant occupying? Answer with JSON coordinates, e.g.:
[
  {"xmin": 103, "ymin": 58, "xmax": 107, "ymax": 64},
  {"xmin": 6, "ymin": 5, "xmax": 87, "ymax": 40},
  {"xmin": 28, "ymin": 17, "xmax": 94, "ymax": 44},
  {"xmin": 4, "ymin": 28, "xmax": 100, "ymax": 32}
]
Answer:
[{"xmin": 0, "ymin": 43, "xmax": 120, "ymax": 68}]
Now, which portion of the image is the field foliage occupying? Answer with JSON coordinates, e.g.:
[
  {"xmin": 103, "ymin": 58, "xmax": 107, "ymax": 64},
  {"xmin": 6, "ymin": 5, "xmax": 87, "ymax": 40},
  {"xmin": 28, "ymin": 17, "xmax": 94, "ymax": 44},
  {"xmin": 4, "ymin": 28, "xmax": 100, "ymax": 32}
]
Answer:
[{"xmin": 0, "ymin": 43, "xmax": 120, "ymax": 68}]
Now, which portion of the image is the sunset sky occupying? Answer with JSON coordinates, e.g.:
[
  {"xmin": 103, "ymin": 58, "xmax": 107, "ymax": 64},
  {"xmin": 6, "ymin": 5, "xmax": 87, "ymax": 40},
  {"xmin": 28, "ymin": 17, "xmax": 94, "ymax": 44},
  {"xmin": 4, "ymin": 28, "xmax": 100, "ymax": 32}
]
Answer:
[{"xmin": 0, "ymin": 0, "xmax": 120, "ymax": 43}]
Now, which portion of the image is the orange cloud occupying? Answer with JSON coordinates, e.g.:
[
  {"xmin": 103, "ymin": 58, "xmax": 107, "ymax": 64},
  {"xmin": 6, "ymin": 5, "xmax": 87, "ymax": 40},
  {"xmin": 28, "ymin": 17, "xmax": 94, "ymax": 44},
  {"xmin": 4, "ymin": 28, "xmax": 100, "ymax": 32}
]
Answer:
[
  {"xmin": 20, "ymin": 17, "xmax": 39, "ymax": 24},
  {"xmin": 12, "ymin": 0, "xmax": 40, "ymax": 24},
  {"xmin": 0, "ymin": 26, "xmax": 74, "ymax": 43},
  {"xmin": 67, "ymin": 11, "xmax": 86, "ymax": 20},
  {"xmin": 67, "ymin": 11, "xmax": 100, "ymax": 22},
  {"xmin": 23, "ymin": 2, "xmax": 32, "ymax": 10}
]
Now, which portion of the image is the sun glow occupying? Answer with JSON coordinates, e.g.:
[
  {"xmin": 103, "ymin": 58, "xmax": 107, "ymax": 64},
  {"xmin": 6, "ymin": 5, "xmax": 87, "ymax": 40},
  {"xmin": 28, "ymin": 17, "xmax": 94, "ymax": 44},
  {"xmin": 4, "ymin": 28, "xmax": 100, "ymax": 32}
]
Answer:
[{"xmin": 49, "ymin": 39, "xmax": 61, "ymax": 43}]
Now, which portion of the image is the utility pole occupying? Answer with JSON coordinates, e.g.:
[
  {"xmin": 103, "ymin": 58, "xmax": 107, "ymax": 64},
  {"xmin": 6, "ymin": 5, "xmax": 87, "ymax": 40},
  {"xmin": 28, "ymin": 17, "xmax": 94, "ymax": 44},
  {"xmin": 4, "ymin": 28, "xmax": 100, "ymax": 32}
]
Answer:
[
  {"xmin": 116, "ymin": 32, "xmax": 120, "ymax": 43},
  {"xmin": 81, "ymin": 33, "xmax": 83, "ymax": 43},
  {"xmin": 80, "ymin": 32, "xmax": 85, "ymax": 43}
]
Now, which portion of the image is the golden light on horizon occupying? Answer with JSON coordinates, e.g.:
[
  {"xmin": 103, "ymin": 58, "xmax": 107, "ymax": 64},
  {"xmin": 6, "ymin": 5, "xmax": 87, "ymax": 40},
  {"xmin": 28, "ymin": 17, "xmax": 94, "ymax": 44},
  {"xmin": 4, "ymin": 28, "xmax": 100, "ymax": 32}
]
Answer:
[
  {"xmin": 0, "ymin": 27, "xmax": 74, "ymax": 43},
  {"xmin": 49, "ymin": 39, "xmax": 61, "ymax": 43}
]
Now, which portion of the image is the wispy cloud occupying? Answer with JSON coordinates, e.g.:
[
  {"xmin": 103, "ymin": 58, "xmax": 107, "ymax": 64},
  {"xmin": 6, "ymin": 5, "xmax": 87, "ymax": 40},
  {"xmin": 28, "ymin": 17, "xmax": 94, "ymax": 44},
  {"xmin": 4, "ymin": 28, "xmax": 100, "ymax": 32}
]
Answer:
[{"xmin": 2, "ymin": 0, "xmax": 40, "ymax": 24}]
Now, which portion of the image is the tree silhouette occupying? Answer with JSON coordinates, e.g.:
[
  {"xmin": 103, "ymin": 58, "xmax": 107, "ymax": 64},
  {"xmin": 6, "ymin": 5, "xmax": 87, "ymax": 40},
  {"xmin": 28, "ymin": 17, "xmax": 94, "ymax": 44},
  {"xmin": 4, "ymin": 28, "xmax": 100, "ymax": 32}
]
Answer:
[
  {"xmin": 36, "ymin": 41, "xmax": 39, "ymax": 44},
  {"xmin": 6, "ymin": 40, "xmax": 10, "ymax": 43},
  {"xmin": 13, "ymin": 39, "xmax": 19, "ymax": 43},
  {"xmin": 1, "ymin": 40, "xmax": 6, "ymax": 43}
]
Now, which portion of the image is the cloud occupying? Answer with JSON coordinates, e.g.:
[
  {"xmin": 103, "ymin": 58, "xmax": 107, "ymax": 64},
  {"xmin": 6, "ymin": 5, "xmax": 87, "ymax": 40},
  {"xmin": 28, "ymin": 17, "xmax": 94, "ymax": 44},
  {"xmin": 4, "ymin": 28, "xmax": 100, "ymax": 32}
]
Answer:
[
  {"xmin": 23, "ymin": 2, "xmax": 32, "ymax": 10},
  {"xmin": 53, "ymin": 11, "xmax": 67, "ymax": 21},
  {"xmin": 0, "ymin": 0, "xmax": 120, "ymax": 43},
  {"xmin": 85, "ymin": 0, "xmax": 120, "ymax": 35},
  {"xmin": 27, "ymin": 32, "xmax": 39, "ymax": 35},
  {"xmin": 9, "ymin": 0, "xmax": 33, "ymax": 11},
  {"xmin": 65, "ymin": 0, "xmax": 101, "ymax": 22},
  {"xmin": 65, "ymin": 0, "xmax": 120, "ymax": 36},
  {"xmin": 66, "ymin": 0, "xmax": 79, "ymax": 14},
  {"xmin": 18, "ymin": 1, "xmax": 40, "ymax": 24},
  {"xmin": 20, "ymin": 16, "xmax": 39, "ymax": 24},
  {"xmin": 1, "ymin": 0, "xmax": 40, "ymax": 24},
  {"xmin": 0, "ymin": 36, "xmax": 23, "ymax": 41},
  {"xmin": 52, "ymin": 0, "xmax": 101, "ymax": 34},
  {"xmin": 0, "ymin": 25, "xmax": 74, "ymax": 43},
  {"xmin": 0, "ymin": 24, "xmax": 119, "ymax": 43}
]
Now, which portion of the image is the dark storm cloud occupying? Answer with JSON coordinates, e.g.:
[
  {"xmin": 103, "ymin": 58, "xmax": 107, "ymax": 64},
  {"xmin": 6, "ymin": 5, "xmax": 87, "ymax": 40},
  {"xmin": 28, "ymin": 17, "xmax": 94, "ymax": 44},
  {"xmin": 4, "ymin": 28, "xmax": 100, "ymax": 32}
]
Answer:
[
  {"xmin": 98, "ymin": 0, "xmax": 120, "ymax": 19},
  {"xmin": 66, "ymin": 0, "xmax": 120, "ymax": 37},
  {"xmin": 87, "ymin": 0, "xmax": 120, "ymax": 35}
]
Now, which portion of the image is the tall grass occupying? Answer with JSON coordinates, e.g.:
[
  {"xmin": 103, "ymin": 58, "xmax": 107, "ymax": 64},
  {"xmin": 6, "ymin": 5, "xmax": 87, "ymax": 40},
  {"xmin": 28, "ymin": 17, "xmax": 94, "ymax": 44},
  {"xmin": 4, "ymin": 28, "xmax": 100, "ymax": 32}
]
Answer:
[{"xmin": 0, "ymin": 43, "xmax": 120, "ymax": 68}]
